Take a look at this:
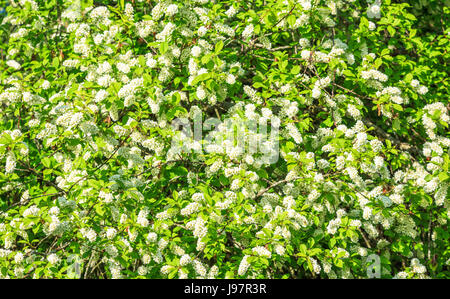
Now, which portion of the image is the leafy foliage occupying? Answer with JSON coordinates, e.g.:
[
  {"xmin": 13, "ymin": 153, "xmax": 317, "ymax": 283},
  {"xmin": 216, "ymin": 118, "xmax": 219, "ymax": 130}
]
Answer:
[{"xmin": 0, "ymin": 0, "xmax": 448, "ymax": 279}]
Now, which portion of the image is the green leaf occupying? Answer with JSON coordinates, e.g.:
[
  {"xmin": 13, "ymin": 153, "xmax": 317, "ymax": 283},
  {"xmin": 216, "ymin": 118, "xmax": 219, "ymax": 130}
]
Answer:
[
  {"xmin": 392, "ymin": 118, "xmax": 401, "ymax": 131},
  {"xmin": 343, "ymin": 69, "xmax": 354, "ymax": 77},
  {"xmin": 52, "ymin": 57, "xmax": 59, "ymax": 68},
  {"xmin": 438, "ymin": 172, "xmax": 449, "ymax": 182},
  {"xmin": 392, "ymin": 104, "xmax": 403, "ymax": 112},
  {"xmin": 387, "ymin": 26, "xmax": 396, "ymax": 36},
  {"xmin": 291, "ymin": 65, "xmax": 301, "ymax": 75},
  {"xmin": 360, "ymin": 16, "xmax": 369, "ymax": 30},
  {"xmin": 404, "ymin": 73, "xmax": 413, "ymax": 83},
  {"xmin": 381, "ymin": 48, "xmax": 390, "ymax": 57},
  {"xmin": 168, "ymin": 269, "xmax": 177, "ymax": 279},
  {"xmin": 299, "ymin": 244, "xmax": 307, "ymax": 254},
  {"xmin": 215, "ymin": 40, "xmax": 224, "ymax": 54},
  {"xmin": 95, "ymin": 204, "xmax": 104, "ymax": 216},
  {"xmin": 329, "ymin": 238, "xmax": 336, "ymax": 248},
  {"xmin": 138, "ymin": 55, "xmax": 146, "ymax": 67},
  {"xmin": 160, "ymin": 42, "xmax": 168, "ymax": 54},
  {"xmin": 191, "ymin": 72, "xmax": 211, "ymax": 86},
  {"xmin": 42, "ymin": 157, "xmax": 51, "ymax": 168}
]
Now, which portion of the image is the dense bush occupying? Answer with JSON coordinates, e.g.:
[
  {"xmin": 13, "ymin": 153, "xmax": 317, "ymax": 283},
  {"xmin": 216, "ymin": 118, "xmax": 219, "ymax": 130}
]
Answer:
[{"xmin": 0, "ymin": 0, "xmax": 448, "ymax": 279}]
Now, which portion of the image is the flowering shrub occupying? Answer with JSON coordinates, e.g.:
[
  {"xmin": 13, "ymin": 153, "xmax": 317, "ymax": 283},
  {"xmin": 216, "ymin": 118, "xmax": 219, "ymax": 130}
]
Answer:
[{"xmin": 0, "ymin": 0, "xmax": 449, "ymax": 279}]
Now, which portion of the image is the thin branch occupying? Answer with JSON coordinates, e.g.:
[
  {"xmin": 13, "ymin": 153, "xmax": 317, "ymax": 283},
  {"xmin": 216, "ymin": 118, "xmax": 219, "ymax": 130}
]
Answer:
[{"xmin": 255, "ymin": 178, "xmax": 290, "ymax": 199}]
